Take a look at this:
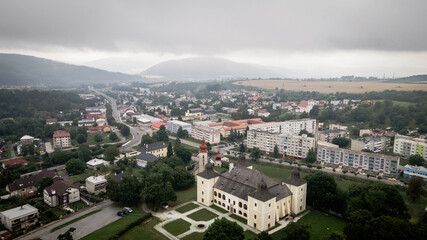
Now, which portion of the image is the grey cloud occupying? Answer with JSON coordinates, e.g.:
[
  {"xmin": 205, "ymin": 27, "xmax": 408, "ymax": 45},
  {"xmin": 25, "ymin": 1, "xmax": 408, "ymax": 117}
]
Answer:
[{"xmin": 0, "ymin": 0, "xmax": 426, "ymax": 54}]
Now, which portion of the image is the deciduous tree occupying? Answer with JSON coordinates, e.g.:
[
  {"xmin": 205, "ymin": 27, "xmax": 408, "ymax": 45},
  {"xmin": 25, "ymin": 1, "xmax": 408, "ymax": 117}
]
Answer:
[{"xmin": 204, "ymin": 218, "xmax": 244, "ymax": 240}]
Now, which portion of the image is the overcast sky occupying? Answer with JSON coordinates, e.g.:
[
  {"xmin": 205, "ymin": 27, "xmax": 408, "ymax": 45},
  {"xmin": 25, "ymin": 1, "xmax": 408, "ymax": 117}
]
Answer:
[{"xmin": 1, "ymin": 0, "xmax": 426, "ymax": 77}]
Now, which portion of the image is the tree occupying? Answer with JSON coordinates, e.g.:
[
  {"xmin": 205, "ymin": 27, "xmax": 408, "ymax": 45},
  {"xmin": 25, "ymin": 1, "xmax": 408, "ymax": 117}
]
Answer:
[
  {"xmin": 66, "ymin": 158, "xmax": 86, "ymax": 175},
  {"xmin": 254, "ymin": 231, "xmax": 272, "ymax": 240},
  {"xmin": 120, "ymin": 125, "xmax": 130, "ymax": 137},
  {"xmin": 156, "ymin": 125, "xmax": 169, "ymax": 142},
  {"xmin": 109, "ymin": 132, "xmax": 119, "ymax": 142},
  {"xmin": 76, "ymin": 134, "xmax": 87, "ymax": 144},
  {"xmin": 282, "ymin": 222, "xmax": 311, "ymax": 240},
  {"xmin": 94, "ymin": 134, "xmax": 103, "ymax": 143},
  {"xmin": 218, "ymin": 117, "xmax": 222, "ymax": 122},
  {"xmin": 204, "ymin": 218, "xmax": 244, "ymax": 240},
  {"xmin": 250, "ymin": 147, "xmax": 261, "ymax": 161},
  {"xmin": 239, "ymin": 143, "xmax": 246, "ymax": 153},
  {"xmin": 37, "ymin": 177, "xmax": 53, "ymax": 195},
  {"xmin": 167, "ymin": 142, "xmax": 174, "ymax": 157},
  {"xmin": 206, "ymin": 142, "xmax": 212, "ymax": 152},
  {"xmin": 144, "ymin": 173, "xmax": 176, "ymax": 208},
  {"xmin": 77, "ymin": 145, "xmax": 92, "ymax": 162},
  {"xmin": 347, "ymin": 182, "xmax": 409, "ymax": 219},
  {"xmin": 107, "ymin": 175, "xmax": 142, "ymax": 205},
  {"xmin": 177, "ymin": 126, "xmax": 188, "ymax": 138},
  {"xmin": 57, "ymin": 227, "xmax": 76, "ymax": 240},
  {"xmin": 406, "ymin": 176, "xmax": 425, "ymax": 202},
  {"xmin": 306, "ymin": 172, "xmax": 346, "ymax": 214},
  {"xmin": 141, "ymin": 134, "xmax": 155, "ymax": 145},
  {"xmin": 309, "ymin": 105, "xmax": 320, "ymax": 118},
  {"xmin": 273, "ymin": 144, "xmax": 279, "ymax": 158},
  {"xmin": 332, "ymin": 137, "xmax": 351, "ymax": 148},
  {"xmin": 305, "ymin": 148, "xmax": 317, "ymax": 164},
  {"xmin": 104, "ymin": 146, "xmax": 120, "ymax": 162},
  {"xmin": 408, "ymin": 155, "xmax": 424, "ymax": 166},
  {"xmin": 172, "ymin": 167, "xmax": 194, "ymax": 190}
]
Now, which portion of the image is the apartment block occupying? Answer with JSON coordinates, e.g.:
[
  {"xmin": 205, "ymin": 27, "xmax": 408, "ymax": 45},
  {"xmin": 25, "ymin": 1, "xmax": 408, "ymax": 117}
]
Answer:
[
  {"xmin": 247, "ymin": 130, "xmax": 315, "ymax": 159},
  {"xmin": 53, "ymin": 130, "xmax": 71, "ymax": 148},
  {"xmin": 167, "ymin": 120, "xmax": 193, "ymax": 135},
  {"xmin": 318, "ymin": 129, "xmax": 349, "ymax": 143},
  {"xmin": 403, "ymin": 165, "xmax": 427, "ymax": 182},
  {"xmin": 351, "ymin": 136, "xmax": 391, "ymax": 153},
  {"xmin": 86, "ymin": 175, "xmax": 107, "ymax": 194},
  {"xmin": 393, "ymin": 134, "xmax": 427, "ymax": 160},
  {"xmin": 248, "ymin": 118, "xmax": 317, "ymax": 135},
  {"xmin": 192, "ymin": 126, "xmax": 221, "ymax": 144},
  {"xmin": 317, "ymin": 143, "xmax": 399, "ymax": 176}
]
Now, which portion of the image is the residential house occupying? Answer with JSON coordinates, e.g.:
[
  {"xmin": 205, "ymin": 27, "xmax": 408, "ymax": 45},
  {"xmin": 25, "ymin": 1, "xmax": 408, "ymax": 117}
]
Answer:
[
  {"xmin": 257, "ymin": 110, "xmax": 270, "ymax": 118},
  {"xmin": 0, "ymin": 204, "xmax": 39, "ymax": 231},
  {"xmin": 43, "ymin": 180, "xmax": 80, "ymax": 208},
  {"xmin": 135, "ymin": 142, "xmax": 168, "ymax": 168},
  {"xmin": 45, "ymin": 118, "xmax": 58, "ymax": 125},
  {"xmin": 2, "ymin": 159, "xmax": 29, "ymax": 169},
  {"xmin": 86, "ymin": 159, "xmax": 110, "ymax": 169},
  {"xmin": 6, "ymin": 170, "xmax": 58, "ymax": 197},
  {"xmin": 85, "ymin": 175, "xmax": 107, "ymax": 194}
]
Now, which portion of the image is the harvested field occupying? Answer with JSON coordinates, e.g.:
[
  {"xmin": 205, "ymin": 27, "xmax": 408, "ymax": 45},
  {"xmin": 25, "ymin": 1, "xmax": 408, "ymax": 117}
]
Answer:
[{"xmin": 234, "ymin": 80, "xmax": 427, "ymax": 93}]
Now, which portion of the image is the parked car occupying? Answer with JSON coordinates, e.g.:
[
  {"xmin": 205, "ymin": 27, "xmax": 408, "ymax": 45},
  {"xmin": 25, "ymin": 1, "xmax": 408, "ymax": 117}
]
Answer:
[
  {"xmin": 117, "ymin": 211, "xmax": 125, "ymax": 217},
  {"xmin": 123, "ymin": 207, "xmax": 133, "ymax": 213}
]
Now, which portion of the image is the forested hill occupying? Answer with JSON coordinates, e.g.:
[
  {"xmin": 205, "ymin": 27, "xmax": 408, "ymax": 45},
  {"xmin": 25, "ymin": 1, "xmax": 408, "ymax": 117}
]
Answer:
[
  {"xmin": 0, "ymin": 89, "xmax": 84, "ymax": 119},
  {"xmin": 0, "ymin": 53, "xmax": 143, "ymax": 87}
]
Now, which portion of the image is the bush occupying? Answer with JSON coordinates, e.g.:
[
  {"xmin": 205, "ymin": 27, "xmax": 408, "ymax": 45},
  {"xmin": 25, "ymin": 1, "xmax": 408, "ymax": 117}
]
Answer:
[
  {"xmin": 109, "ymin": 213, "xmax": 152, "ymax": 240},
  {"xmin": 307, "ymin": 164, "xmax": 313, "ymax": 168},
  {"xmin": 342, "ymin": 170, "xmax": 348, "ymax": 174},
  {"xmin": 316, "ymin": 165, "xmax": 322, "ymax": 169}
]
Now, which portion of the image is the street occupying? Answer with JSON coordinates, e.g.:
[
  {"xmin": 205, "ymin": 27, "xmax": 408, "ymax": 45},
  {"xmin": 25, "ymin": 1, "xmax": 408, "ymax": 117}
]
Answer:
[{"xmin": 19, "ymin": 200, "xmax": 121, "ymax": 240}]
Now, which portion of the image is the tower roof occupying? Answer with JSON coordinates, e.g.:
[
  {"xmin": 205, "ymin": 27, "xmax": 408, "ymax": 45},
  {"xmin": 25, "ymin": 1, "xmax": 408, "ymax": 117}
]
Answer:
[
  {"xmin": 199, "ymin": 138, "xmax": 208, "ymax": 153},
  {"xmin": 215, "ymin": 150, "xmax": 221, "ymax": 161},
  {"xmin": 283, "ymin": 168, "xmax": 307, "ymax": 186},
  {"xmin": 236, "ymin": 153, "xmax": 252, "ymax": 168},
  {"xmin": 197, "ymin": 163, "xmax": 219, "ymax": 179}
]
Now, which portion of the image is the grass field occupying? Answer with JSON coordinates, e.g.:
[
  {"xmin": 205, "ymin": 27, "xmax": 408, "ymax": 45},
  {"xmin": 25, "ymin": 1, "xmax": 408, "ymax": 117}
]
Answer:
[
  {"xmin": 176, "ymin": 203, "xmax": 199, "ymax": 213},
  {"xmin": 182, "ymin": 232, "xmax": 205, "ymax": 240},
  {"xmin": 70, "ymin": 167, "xmax": 111, "ymax": 183},
  {"xmin": 69, "ymin": 201, "xmax": 87, "ymax": 211},
  {"xmin": 119, "ymin": 217, "xmax": 168, "ymax": 240},
  {"xmin": 169, "ymin": 185, "xmax": 197, "ymax": 208},
  {"xmin": 234, "ymin": 80, "xmax": 427, "ymax": 93},
  {"xmin": 271, "ymin": 211, "xmax": 347, "ymax": 240},
  {"xmin": 187, "ymin": 209, "xmax": 218, "ymax": 221},
  {"xmin": 81, "ymin": 209, "xmax": 145, "ymax": 240},
  {"xmin": 164, "ymin": 219, "xmax": 191, "ymax": 236},
  {"xmin": 229, "ymin": 214, "xmax": 247, "ymax": 224},
  {"xmin": 72, "ymin": 133, "xmax": 114, "ymax": 146}
]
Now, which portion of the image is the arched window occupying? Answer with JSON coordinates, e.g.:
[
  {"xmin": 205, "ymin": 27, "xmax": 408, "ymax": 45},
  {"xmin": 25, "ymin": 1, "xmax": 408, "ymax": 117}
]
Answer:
[
  {"xmin": 214, "ymin": 191, "xmax": 217, "ymax": 196},
  {"xmin": 239, "ymin": 202, "xmax": 242, "ymax": 208},
  {"xmin": 244, "ymin": 204, "xmax": 247, "ymax": 210},
  {"xmin": 222, "ymin": 195, "xmax": 225, "ymax": 200},
  {"xmin": 239, "ymin": 210, "xmax": 242, "ymax": 215},
  {"xmin": 222, "ymin": 203, "xmax": 225, "ymax": 207},
  {"xmin": 218, "ymin": 193, "xmax": 222, "ymax": 198}
]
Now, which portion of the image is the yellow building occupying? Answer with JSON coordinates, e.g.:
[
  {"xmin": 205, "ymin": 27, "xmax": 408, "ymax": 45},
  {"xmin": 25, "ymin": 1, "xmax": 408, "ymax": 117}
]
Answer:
[
  {"xmin": 197, "ymin": 153, "xmax": 307, "ymax": 231},
  {"xmin": 138, "ymin": 141, "xmax": 168, "ymax": 158}
]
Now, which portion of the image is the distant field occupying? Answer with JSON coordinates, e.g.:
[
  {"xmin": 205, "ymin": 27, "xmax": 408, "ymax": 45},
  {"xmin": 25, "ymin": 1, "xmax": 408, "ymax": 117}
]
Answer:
[{"xmin": 234, "ymin": 80, "xmax": 427, "ymax": 93}]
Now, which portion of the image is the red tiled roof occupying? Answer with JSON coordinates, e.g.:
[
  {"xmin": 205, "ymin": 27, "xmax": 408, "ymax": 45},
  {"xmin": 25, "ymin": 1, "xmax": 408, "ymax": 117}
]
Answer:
[
  {"xmin": 3, "ymin": 159, "xmax": 28, "ymax": 167},
  {"xmin": 46, "ymin": 118, "xmax": 57, "ymax": 123},
  {"xmin": 53, "ymin": 130, "xmax": 70, "ymax": 138},
  {"xmin": 298, "ymin": 101, "xmax": 308, "ymax": 108},
  {"xmin": 150, "ymin": 122, "xmax": 167, "ymax": 128}
]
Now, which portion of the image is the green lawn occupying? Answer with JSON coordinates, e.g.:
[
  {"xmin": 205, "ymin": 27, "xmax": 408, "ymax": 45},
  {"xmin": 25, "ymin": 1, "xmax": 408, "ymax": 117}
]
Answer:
[
  {"xmin": 181, "ymin": 232, "xmax": 205, "ymax": 240},
  {"xmin": 119, "ymin": 217, "xmax": 168, "ymax": 240},
  {"xmin": 163, "ymin": 219, "xmax": 191, "ymax": 236},
  {"xmin": 213, "ymin": 166, "xmax": 228, "ymax": 174},
  {"xmin": 72, "ymin": 133, "xmax": 113, "ymax": 146},
  {"xmin": 169, "ymin": 185, "xmax": 197, "ymax": 207},
  {"xmin": 187, "ymin": 209, "xmax": 218, "ymax": 221},
  {"xmin": 176, "ymin": 203, "xmax": 199, "ymax": 214},
  {"xmin": 70, "ymin": 201, "xmax": 87, "ymax": 211},
  {"xmin": 244, "ymin": 230, "xmax": 257, "ymax": 240},
  {"xmin": 210, "ymin": 205, "xmax": 228, "ymax": 214},
  {"xmin": 229, "ymin": 214, "xmax": 247, "ymax": 224},
  {"xmin": 81, "ymin": 209, "xmax": 146, "ymax": 240},
  {"xmin": 51, "ymin": 209, "xmax": 101, "ymax": 232},
  {"xmin": 271, "ymin": 211, "xmax": 347, "ymax": 240}
]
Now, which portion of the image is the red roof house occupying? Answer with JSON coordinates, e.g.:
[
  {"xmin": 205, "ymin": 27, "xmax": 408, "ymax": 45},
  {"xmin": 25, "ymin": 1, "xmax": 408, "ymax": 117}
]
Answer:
[{"xmin": 2, "ymin": 159, "xmax": 29, "ymax": 168}]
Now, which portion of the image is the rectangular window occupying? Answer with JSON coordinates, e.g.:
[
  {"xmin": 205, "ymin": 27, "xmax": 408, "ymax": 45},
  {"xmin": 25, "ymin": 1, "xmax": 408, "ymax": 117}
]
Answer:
[
  {"xmin": 254, "ymin": 214, "xmax": 257, "ymax": 219},
  {"xmin": 254, "ymin": 202, "xmax": 257, "ymax": 207}
]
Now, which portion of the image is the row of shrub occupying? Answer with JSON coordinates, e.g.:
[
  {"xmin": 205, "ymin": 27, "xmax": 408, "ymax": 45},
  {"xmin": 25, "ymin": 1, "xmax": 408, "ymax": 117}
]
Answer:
[{"xmin": 109, "ymin": 213, "xmax": 152, "ymax": 240}]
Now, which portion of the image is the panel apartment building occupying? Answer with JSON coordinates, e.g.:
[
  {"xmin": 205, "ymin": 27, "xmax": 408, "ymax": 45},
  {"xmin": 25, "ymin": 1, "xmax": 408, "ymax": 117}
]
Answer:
[
  {"xmin": 317, "ymin": 143, "xmax": 399, "ymax": 176},
  {"xmin": 167, "ymin": 120, "xmax": 193, "ymax": 135},
  {"xmin": 393, "ymin": 134, "xmax": 427, "ymax": 160},
  {"xmin": 191, "ymin": 125, "xmax": 221, "ymax": 144},
  {"xmin": 248, "ymin": 118, "xmax": 317, "ymax": 135}
]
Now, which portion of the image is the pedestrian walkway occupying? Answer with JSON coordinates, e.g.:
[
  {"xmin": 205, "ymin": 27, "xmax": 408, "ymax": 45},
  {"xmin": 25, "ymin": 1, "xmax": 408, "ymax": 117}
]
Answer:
[
  {"xmin": 268, "ymin": 210, "xmax": 310, "ymax": 235},
  {"xmin": 150, "ymin": 201, "xmax": 259, "ymax": 240}
]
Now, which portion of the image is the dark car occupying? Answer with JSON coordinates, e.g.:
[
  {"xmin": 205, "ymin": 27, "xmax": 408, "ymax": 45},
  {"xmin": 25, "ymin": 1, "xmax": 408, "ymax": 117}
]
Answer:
[{"xmin": 117, "ymin": 211, "xmax": 125, "ymax": 217}]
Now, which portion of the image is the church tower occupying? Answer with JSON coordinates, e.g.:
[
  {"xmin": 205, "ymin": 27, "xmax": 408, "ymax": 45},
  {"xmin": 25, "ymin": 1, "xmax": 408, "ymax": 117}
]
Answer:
[{"xmin": 198, "ymin": 138, "xmax": 209, "ymax": 173}]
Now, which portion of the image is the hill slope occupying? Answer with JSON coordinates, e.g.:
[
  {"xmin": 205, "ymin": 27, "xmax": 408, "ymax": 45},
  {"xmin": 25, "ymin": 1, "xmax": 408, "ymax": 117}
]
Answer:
[
  {"xmin": 384, "ymin": 75, "xmax": 427, "ymax": 83},
  {"xmin": 0, "ymin": 53, "xmax": 143, "ymax": 87},
  {"xmin": 141, "ymin": 57, "xmax": 285, "ymax": 81}
]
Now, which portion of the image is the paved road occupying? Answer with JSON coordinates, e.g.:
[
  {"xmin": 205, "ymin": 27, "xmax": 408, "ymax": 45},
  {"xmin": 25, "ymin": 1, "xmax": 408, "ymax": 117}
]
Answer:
[
  {"xmin": 90, "ymin": 88, "xmax": 148, "ymax": 152},
  {"xmin": 20, "ymin": 200, "xmax": 121, "ymax": 240}
]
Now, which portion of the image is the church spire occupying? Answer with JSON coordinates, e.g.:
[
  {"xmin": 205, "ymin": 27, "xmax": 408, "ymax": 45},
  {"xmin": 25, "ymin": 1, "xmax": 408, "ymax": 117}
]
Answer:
[{"xmin": 199, "ymin": 138, "xmax": 208, "ymax": 153}]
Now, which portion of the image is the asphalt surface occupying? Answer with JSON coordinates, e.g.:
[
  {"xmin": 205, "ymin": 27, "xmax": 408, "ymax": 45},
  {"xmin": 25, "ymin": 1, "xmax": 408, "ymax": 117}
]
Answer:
[{"xmin": 20, "ymin": 200, "xmax": 121, "ymax": 240}]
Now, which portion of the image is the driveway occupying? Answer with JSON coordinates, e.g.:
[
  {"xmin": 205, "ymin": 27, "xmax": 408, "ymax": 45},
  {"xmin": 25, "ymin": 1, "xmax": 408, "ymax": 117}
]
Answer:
[{"xmin": 20, "ymin": 200, "xmax": 121, "ymax": 240}]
